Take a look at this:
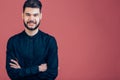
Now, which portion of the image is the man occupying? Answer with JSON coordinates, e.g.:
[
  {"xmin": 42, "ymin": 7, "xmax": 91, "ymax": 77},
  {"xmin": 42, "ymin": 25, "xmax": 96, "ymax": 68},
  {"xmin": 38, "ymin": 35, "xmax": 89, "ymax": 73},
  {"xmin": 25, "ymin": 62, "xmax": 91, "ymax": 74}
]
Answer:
[{"xmin": 6, "ymin": 0, "xmax": 58, "ymax": 80}]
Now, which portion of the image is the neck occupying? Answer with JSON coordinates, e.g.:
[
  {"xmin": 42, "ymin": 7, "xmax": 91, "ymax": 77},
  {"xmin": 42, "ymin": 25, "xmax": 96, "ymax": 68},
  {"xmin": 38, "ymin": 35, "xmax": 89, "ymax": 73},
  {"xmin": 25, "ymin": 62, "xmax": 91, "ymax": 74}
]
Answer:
[{"xmin": 25, "ymin": 28, "xmax": 39, "ymax": 36}]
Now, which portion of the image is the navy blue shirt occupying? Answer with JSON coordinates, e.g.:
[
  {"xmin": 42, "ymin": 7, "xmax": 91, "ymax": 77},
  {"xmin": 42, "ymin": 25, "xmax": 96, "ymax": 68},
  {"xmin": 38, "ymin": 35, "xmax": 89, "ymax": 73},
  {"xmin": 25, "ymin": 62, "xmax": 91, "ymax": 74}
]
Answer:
[{"xmin": 6, "ymin": 30, "xmax": 58, "ymax": 80}]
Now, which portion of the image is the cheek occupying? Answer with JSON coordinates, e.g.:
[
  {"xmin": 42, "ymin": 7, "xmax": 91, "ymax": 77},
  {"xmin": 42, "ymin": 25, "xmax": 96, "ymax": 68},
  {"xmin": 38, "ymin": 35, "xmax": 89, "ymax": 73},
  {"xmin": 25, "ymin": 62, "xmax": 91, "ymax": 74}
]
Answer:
[
  {"xmin": 23, "ymin": 18, "xmax": 28, "ymax": 23},
  {"xmin": 36, "ymin": 18, "xmax": 40, "ymax": 23}
]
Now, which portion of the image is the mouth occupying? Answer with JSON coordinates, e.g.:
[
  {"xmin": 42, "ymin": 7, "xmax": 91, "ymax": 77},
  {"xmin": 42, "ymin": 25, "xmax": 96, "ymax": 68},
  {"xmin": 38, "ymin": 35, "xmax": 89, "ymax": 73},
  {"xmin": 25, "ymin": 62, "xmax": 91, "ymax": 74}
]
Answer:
[{"xmin": 27, "ymin": 22, "xmax": 36, "ymax": 26}]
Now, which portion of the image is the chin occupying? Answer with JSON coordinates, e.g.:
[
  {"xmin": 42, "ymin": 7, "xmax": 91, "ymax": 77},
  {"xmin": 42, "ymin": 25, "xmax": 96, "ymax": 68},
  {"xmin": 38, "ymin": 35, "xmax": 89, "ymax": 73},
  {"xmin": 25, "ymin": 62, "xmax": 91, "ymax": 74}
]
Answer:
[{"xmin": 28, "ymin": 26, "xmax": 36, "ymax": 28}]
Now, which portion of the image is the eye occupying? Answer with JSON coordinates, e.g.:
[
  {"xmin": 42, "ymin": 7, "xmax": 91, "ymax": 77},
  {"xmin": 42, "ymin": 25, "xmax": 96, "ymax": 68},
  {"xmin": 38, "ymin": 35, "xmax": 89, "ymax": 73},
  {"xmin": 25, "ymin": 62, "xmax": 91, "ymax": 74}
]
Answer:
[
  {"xmin": 25, "ymin": 13, "xmax": 31, "ymax": 16},
  {"xmin": 34, "ymin": 14, "xmax": 39, "ymax": 17}
]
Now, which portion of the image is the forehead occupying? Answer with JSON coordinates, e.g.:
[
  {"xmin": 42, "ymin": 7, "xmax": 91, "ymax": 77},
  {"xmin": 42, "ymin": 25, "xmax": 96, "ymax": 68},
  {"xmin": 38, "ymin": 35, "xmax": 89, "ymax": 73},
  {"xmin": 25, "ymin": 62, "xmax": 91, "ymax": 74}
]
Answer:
[{"xmin": 24, "ymin": 7, "xmax": 40, "ymax": 14}]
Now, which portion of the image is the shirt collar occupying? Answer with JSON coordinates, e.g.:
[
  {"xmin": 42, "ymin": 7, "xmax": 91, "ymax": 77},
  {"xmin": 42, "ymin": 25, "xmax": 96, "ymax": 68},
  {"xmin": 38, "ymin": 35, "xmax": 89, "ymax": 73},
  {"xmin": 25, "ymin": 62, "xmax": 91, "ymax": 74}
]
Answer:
[{"xmin": 22, "ymin": 30, "xmax": 41, "ymax": 39}]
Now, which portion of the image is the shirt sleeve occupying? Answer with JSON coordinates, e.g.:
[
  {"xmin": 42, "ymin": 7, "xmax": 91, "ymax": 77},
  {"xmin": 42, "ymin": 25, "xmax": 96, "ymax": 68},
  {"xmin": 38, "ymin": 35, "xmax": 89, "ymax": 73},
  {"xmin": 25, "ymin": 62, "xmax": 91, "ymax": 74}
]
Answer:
[
  {"xmin": 37, "ymin": 37, "xmax": 59, "ymax": 80},
  {"xmin": 6, "ymin": 37, "xmax": 39, "ymax": 80}
]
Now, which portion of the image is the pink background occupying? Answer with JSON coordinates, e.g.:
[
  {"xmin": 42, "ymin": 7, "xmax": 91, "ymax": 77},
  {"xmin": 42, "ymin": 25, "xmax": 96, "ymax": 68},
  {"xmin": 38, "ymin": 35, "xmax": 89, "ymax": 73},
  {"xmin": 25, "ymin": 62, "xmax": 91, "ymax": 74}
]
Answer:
[{"xmin": 0, "ymin": 0, "xmax": 120, "ymax": 80}]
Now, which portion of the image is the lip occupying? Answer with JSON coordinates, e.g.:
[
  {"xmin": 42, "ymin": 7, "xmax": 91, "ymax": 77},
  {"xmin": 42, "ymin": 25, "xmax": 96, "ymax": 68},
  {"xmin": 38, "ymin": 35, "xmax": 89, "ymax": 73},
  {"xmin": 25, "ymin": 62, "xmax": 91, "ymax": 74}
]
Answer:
[
  {"xmin": 28, "ymin": 23, "xmax": 35, "ymax": 26},
  {"xmin": 28, "ymin": 23, "xmax": 34, "ymax": 25}
]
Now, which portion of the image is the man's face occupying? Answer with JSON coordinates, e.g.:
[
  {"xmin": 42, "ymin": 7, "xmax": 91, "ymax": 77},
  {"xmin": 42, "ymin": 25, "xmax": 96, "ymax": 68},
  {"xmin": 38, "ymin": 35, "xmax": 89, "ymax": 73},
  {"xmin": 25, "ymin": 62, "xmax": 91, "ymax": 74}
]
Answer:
[{"xmin": 22, "ymin": 7, "xmax": 42, "ymax": 31}]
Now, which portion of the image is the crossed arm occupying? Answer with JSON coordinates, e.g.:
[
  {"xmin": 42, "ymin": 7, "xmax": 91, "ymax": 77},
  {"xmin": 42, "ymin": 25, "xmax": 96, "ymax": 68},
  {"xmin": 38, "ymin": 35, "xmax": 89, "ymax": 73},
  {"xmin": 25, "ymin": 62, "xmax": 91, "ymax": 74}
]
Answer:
[{"xmin": 10, "ymin": 59, "xmax": 47, "ymax": 72}]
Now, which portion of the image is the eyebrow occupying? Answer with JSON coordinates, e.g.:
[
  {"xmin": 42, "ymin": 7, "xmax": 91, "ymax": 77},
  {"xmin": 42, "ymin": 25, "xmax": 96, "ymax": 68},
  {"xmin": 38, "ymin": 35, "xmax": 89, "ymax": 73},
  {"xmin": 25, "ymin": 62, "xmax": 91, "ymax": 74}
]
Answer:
[
  {"xmin": 25, "ymin": 12, "xmax": 29, "ymax": 14},
  {"xmin": 25, "ymin": 13, "xmax": 40, "ymax": 17},
  {"xmin": 25, "ymin": 13, "xmax": 39, "ymax": 14}
]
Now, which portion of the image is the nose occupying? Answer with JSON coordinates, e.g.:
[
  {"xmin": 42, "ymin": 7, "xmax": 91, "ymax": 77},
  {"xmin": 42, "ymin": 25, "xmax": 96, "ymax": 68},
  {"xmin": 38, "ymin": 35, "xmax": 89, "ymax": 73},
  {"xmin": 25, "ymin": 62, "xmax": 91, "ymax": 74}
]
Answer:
[{"xmin": 29, "ymin": 15, "xmax": 34, "ymax": 21}]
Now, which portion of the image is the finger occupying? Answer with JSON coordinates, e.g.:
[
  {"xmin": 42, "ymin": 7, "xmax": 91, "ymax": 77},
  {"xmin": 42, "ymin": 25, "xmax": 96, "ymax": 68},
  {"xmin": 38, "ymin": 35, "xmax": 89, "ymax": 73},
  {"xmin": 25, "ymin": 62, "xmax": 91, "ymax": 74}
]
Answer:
[
  {"xmin": 42, "ymin": 65, "xmax": 47, "ymax": 71},
  {"xmin": 11, "ymin": 65, "xmax": 20, "ymax": 69},
  {"xmin": 42, "ymin": 64, "xmax": 47, "ymax": 68},
  {"xmin": 40, "ymin": 67, "xmax": 46, "ymax": 72},
  {"xmin": 9, "ymin": 63, "xmax": 17, "ymax": 66},
  {"xmin": 10, "ymin": 63, "xmax": 18, "ymax": 68},
  {"xmin": 10, "ymin": 65, "xmax": 18, "ymax": 69},
  {"xmin": 41, "ymin": 63, "xmax": 47, "ymax": 66},
  {"xmin": 43, "ymin": 63, "xmax": 47, "ymax": 65},
  {"xmin": 10, "ymin": 64, "xmax": 20, "ymax": 69},
  {"xmin": 11, "ymin": 59, "xmax": 19, "ymax": 65}
]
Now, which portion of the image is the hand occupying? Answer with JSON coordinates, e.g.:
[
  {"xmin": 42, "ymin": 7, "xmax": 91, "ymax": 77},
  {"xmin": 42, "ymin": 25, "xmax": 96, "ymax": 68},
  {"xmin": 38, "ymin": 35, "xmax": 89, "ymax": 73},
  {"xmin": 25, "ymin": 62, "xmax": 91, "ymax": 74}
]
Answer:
[
  {"xmin": 39, "ymin": 63, "xmax": 47, "ymax": 72},
  {"xmin": 9, "ymin": 59, "xmax": 21, "ymax": 69}
]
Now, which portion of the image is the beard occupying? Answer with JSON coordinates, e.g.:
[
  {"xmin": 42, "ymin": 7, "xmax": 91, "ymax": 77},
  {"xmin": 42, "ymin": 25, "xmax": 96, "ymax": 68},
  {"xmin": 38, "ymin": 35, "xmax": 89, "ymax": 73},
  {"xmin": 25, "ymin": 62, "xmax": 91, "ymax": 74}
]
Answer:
[{"xmin": 24, "ymin": 20, "xmax": 40, "ymax": 31}]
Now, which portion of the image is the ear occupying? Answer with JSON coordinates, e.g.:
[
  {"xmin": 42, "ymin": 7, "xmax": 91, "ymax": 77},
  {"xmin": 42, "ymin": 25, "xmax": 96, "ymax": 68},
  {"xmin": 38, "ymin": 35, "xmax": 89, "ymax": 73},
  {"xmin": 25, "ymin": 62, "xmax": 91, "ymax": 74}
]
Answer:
[
  {"xmin": 40, "ymin": 13, "xmax": 42, "ymax": 20},
  {"xmin": 22, "ymin": 13, "xmax": 23, "ymax": 19}
]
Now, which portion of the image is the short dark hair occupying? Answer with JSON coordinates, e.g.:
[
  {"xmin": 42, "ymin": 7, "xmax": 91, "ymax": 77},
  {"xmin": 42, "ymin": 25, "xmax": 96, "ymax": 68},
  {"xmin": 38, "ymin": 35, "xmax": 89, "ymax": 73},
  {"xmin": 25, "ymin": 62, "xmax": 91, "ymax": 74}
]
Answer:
[{"xmin": 23, "ymin": 0, "xmax": 42, "ymax": 12}]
